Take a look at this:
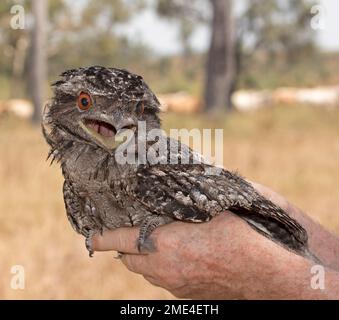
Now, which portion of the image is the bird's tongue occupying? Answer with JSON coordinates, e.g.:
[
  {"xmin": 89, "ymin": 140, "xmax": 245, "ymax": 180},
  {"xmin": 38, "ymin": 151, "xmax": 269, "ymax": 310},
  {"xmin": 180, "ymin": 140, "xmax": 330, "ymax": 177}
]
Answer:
[
  {"xmin": 86, "ymin": 120, "xmax": 115, "ymax": 138},
  {"xmin": 98, "ymin": 122, "xmax": 115, "ymax": 137}
]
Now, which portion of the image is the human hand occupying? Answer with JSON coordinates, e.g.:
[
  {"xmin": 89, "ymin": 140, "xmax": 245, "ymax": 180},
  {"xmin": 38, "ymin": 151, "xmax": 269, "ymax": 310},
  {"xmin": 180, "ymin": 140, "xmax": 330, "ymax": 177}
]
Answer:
[{"xmin": 92, "ymin": 183, "xmax": 339, "ymax": 299}]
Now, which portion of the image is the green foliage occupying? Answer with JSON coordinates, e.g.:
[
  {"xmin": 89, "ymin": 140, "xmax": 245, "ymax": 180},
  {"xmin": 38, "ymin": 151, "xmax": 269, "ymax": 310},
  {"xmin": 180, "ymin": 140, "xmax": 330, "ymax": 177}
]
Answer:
[
  {"xmin": 49, "ymin": 34, "xmax": 150, "ymax": 77},
  {"xmin": 156, "ymin": 0, "xmax": 208, "ymax": 56},
  {"xmin": 0, "ymin": 0, "xmax": 334, "ymax": 101},
  {"xmin": 239, "ymin": 0, "xmax": 317, "ymax": 63},
  {"xmin": 0, "ymin": 0, "xmax": 146, "ymax": 99},
  {"xmin": 155, "ymin": 0, "xmax": 318, "ymax": 95}
]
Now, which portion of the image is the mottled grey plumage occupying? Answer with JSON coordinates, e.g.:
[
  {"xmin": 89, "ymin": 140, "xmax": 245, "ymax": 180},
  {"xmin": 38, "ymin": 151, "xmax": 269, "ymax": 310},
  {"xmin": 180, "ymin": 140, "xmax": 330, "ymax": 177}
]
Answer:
[{"xmin": 42, "ymin": 66, "xmax": 317, "ymax": 261}]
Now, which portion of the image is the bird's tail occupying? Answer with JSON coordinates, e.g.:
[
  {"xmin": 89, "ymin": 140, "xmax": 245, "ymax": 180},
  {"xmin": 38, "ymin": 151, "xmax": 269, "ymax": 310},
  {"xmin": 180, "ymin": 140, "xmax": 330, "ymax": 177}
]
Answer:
[{"xmin": 230, "ymin": 197, "xmax": 322, "ymax": 263}]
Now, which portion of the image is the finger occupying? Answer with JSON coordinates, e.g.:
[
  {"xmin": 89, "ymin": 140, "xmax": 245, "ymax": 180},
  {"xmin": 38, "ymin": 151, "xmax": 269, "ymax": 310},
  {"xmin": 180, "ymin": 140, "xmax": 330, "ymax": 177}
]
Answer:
[
  {"xmin": 120, "ymin": 253, "xmax": 153, "ymax": 276},
  {"xmin": 92, "ymin": 227, "xmax": 143, "ymax": 254}
]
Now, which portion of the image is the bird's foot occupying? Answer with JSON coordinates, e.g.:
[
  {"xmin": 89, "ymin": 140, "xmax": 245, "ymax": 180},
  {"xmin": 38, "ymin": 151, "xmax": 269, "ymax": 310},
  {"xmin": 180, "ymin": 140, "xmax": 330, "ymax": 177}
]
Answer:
[
  {"xmin": 85, "ymin": 235, "xmax": 94, "ymax": 257},
  {"xmin": 83, "ymin": 200, "xmax": 100, "ymax": 257},
  {"xmin": 137, "ymin": 215, "xmax": 173, "ymax": 253},
  {"xmin": 85, "ymin": 229, "xmax": 103, "ymax": 258}
]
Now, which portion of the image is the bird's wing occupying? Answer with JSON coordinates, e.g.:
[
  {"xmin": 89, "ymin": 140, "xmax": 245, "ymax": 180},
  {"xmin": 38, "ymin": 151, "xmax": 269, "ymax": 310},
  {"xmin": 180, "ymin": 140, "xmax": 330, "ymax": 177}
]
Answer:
[
  {"xmin": 132, "ymin": 163, "xmax": 257, "ymax": 221},
  {"xmin": 132, "ymin": 163, "xmax": 226, "ymax": 222},
  {"xmin": 131, "ymin": 162, "xmax": 308, "ymax": 250}
]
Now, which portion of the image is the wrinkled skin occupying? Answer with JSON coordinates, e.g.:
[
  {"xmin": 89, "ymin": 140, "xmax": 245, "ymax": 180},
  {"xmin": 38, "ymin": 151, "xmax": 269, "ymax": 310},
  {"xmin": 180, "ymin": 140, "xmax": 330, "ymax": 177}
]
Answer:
[{"xmin": 93, "ymin": 183, "xmax": 339, "ymax": 300}]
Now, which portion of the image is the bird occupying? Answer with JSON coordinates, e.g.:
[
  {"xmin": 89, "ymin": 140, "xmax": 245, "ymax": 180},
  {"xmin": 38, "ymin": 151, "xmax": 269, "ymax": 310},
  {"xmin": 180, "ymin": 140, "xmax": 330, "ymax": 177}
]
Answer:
[{"xmin": 42, "ymin": 65, "xmax": 318, "ymax": 261}]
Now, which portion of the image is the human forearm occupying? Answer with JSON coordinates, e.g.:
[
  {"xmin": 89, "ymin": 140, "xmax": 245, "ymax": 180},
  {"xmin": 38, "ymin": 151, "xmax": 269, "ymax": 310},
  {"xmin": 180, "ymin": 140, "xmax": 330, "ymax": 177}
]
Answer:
[
  {"xmin": 92, "ymin": 183, "xmax": 339, "ymax": 299},
  {"xmin": 93, "ymin": 212, "xmax": 339, "ymax": 300},
  {"xmin": 163, "ymin": 214, "xmax": 339, "ymax": 300},
  {"xmin": 182, "ymin": 220, "xmax": 339, "ymax": 300},
  {"xmin": 208, "ymin": 230, "xmax": 339, "ymax": 300},
  {"xmin": 252, "ymin": 182, "xmax": 339, "ymax": 270}
]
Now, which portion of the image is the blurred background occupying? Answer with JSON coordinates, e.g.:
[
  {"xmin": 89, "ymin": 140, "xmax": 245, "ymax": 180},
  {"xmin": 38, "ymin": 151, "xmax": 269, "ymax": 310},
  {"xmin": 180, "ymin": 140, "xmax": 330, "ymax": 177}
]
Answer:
[{"xmin": 1, "ymin": 0, "xmax": 339, "ymax": 299}]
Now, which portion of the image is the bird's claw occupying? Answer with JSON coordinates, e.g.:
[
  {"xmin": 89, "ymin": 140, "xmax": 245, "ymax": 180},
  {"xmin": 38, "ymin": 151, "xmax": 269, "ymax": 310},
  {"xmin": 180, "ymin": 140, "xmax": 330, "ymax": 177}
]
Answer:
[
  {"xmin": 137, "ymin": 228, "xmax": 157, "ymax": 253},
  {"xmin": 85, "ymin": 235, "xmax": 94, "ymax": 257},
  {"xmin": 137, "ymin": 215, "xmax": 173, "ymax": 252},
  {"xmin": 83, "ymin": 199, "xmax": 98, "ymax": 257}
]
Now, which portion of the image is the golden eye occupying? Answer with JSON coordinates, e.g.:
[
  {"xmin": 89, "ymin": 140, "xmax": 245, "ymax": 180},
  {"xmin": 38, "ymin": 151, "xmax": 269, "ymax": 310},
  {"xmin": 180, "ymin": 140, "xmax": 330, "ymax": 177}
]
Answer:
[{"xmin": 77, "ymin": 92, "xmax": 92, "ymax": 111}]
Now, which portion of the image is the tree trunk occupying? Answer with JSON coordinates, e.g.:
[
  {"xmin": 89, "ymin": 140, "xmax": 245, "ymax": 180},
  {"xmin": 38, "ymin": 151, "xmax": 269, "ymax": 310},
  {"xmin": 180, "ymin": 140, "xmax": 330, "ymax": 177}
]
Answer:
[
  {"xmin": 10, "ymin": 36, "xmax": 29, "ymax": 99},
  {"xmin": 30, "ymin": 0, "xmax": 47, "ymax": 124},
  {"xmin": 204, "ymin": 0, "xmax": 235, "ymax": 113}
]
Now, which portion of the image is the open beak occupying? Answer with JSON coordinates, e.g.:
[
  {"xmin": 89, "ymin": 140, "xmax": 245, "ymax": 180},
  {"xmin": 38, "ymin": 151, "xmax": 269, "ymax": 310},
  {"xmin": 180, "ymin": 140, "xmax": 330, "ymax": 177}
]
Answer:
[{"xmin": 79, "ymin": 118, "xmax": 136, "ymax": 151}]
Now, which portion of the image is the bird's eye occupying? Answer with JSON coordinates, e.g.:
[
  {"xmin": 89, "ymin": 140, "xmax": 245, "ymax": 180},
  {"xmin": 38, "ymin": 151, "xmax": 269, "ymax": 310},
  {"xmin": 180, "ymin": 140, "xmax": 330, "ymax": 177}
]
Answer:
[
  {"xmin": 136, "ymin": 101, "xmax": 144, "ymax": 115},
  {"xmin": 77, "ymin": 92, "xmax": 92, "ymax": 111}
]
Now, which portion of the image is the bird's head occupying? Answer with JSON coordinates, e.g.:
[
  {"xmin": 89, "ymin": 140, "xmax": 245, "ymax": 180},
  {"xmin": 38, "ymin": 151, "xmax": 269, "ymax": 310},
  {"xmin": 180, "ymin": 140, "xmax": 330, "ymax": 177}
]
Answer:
[{"xmin": 43, "ymin": 66, "xmax": 161, "ymax": 153}]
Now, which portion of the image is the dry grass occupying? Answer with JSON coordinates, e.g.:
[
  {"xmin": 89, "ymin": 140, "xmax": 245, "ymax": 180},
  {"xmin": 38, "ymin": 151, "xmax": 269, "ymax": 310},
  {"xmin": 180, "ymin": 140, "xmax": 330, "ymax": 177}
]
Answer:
[{"xmin": 1, "ymin": 105, "xmax": 339, "ymax": 299}]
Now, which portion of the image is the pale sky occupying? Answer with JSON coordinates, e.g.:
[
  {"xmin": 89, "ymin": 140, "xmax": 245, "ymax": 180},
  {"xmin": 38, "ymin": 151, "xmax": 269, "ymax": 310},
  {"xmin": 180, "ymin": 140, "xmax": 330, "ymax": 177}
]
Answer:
[{"xmin": 117, "ymin": 0, "xmax": 339, "ymax": 55}]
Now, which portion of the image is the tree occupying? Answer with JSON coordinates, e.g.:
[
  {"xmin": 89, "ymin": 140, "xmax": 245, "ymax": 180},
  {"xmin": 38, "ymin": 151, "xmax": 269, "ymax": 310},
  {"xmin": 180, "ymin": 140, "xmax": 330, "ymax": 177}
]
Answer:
[
  {"xmin": 0, "ymin": 0, "xmax": 147, "ymax": 122},
  {"xmin": 156, "ymin": 0, "xmax": 235, "ymax": 112},
  {"xmin": 155, "ymin": 0, "xmax": 317, "ymax": 112},
  {"xmin": 156, "ymin": 0, "xmax": 208, "ymax": 60},
  {"xmin": 47, "ymin": 0, "xmax": 147, "ymax": 76},
  {"xmin": 205, "ymin": 0, "xmax": 235, "ymax": 112},
  {"xmin": 0, "ymin": 1, "xmax": 30, "ymax": 99},
  {"xmin": 237, "ymin": 0, "xmax": 316, "ymax": 67},
  {"xmin": 0, "ymin": 0, "xmax": 67, "ymax": 103},
  {"xmin": 30, "ymin": 0, "xmax": 47, "ymax": 124}
]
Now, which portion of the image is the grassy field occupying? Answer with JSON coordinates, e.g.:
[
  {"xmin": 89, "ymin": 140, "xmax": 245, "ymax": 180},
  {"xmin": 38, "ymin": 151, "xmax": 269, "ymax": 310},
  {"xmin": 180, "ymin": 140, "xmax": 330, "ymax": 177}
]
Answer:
[{"xmin": 1, "ymin": 105, "xmax": 339, "ymax": 299}]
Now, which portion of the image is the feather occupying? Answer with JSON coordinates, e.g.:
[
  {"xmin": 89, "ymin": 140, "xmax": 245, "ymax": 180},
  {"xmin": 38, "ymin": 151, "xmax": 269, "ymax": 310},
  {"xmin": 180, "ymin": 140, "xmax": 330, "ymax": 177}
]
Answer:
[{"xmin": 42, "ymin": 66, "xmax": 317, "ymax": 261}]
